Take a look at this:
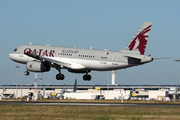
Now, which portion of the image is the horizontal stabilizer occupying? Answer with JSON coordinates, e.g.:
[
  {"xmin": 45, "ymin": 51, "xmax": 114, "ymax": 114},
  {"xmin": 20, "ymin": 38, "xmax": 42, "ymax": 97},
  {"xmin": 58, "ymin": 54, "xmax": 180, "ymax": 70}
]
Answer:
[
  {"xmin": 124, "ymin": 55, "xmax": 141, "ymax": 64},
  {"xmin": 124, "ymin": 55, "xmax": 142, "ymax": 60},
  {"xmin": 124, "ymin": 54, "xmax": 153, "ymax": 64}
]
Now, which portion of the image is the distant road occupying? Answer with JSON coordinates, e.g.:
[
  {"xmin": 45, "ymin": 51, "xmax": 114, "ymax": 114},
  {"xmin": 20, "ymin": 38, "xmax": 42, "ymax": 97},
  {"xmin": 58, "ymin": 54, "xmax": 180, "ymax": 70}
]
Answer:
[{"xmin": 0, "ymin": 101, "xmax": 180, "ymax": 108}]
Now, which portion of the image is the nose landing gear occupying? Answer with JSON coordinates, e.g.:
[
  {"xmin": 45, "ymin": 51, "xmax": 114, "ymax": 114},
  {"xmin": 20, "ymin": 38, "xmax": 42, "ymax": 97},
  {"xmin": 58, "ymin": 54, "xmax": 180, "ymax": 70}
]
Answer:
[{"xmin": 24, "ymin": 71, "xmax": 30, "ymax": 75}]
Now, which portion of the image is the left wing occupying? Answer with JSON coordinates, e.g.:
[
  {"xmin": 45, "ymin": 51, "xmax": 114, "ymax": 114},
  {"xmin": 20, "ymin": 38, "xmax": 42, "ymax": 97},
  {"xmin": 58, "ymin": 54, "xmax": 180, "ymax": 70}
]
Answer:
[{"xmin": 24, "ymin": 52, "xmax": 85, "ymax": 69}]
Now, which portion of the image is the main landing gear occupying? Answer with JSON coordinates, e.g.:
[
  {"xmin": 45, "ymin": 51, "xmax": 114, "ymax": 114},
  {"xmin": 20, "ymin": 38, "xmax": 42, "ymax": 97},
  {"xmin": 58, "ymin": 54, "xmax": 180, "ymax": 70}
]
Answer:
[
  {"xmin": 83, "ymin": 74, "xmax": 91, "ymax": 81},
  {"xmin": 24, "ymin": 67, "xmax": 91, "ymax": 81},
  {"xmin": 56, "ymin": 67, "xmax": 65, "ymax": 80},
  {"xmin": 56, "ymin": 74, "xmax": 65, "ymax": 80}
]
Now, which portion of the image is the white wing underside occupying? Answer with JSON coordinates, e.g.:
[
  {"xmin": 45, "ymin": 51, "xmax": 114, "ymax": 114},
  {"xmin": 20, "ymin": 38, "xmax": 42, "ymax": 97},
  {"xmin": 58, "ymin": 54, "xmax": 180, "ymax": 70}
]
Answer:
[
  {"xmin": 25, "ymin": 52, "xmax": 86, "ymax": 69},
  {"xmin": 43, "ymin": 56, "xmax": 86, "ymax": 69}
]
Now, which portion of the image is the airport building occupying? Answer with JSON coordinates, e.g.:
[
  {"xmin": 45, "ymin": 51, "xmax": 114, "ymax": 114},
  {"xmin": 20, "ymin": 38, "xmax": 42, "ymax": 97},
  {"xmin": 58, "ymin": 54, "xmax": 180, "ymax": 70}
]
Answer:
[{"xmin": 0, "ymin": 84, "xmax": 176, "ymax": 101}]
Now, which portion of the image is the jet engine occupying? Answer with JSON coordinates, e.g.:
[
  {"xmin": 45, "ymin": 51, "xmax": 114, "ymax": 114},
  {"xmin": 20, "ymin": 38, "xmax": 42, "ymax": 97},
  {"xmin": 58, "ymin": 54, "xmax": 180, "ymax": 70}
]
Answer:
[
  {"xmin": 68, "ymin": 69, "xmax": 91, "ymax": 73},
  {"xmin": 26, "ymin": 61, "xmax": 50, "ymax": 72}
]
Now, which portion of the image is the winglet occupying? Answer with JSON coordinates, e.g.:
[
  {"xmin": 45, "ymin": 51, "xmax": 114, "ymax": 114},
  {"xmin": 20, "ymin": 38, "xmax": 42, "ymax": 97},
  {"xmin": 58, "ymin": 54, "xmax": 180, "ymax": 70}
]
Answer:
[{"xmin": 121, "ymin": 22, "xmax": 152, "ymax": 55}]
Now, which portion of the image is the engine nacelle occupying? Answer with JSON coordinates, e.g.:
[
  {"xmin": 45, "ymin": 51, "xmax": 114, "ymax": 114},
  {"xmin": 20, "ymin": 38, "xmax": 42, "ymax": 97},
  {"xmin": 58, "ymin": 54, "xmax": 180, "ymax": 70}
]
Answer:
[
  {"xmin": 68, "ymin": 69, "xmax": 91, "ymax": 73},
  {"xmin": 26, "ymin": 61, "xmax": 50, "ymax": 72}
]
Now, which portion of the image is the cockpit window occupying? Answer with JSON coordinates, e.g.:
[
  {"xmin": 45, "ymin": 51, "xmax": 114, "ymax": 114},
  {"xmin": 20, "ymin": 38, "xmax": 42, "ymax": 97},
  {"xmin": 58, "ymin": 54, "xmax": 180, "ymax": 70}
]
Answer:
[{"xmin": 14, "ymin": 48, "xmax": 17, "ymax": 52}]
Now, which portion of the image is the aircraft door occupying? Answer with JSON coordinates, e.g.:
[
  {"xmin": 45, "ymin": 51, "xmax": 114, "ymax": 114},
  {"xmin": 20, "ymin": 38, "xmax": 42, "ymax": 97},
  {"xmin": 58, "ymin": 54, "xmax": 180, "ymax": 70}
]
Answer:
[
  {"xmin": 112, "ymin": 53, "xmax": 119, "ymax": 63},
  {"xmin": 18, "ymin": 46, "xmax": 26, "ymax": 57}
]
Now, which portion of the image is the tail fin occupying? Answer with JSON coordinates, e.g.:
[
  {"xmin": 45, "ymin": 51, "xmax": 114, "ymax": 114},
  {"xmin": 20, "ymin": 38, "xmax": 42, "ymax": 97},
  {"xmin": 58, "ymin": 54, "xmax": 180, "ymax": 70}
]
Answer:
[
  {"xmin": 73, "ymin": 79, "xmax": 77, "ymax": 93},
  {"xmin": 121, "ymin": 22, "xmax": 152, "ymax": 55}
]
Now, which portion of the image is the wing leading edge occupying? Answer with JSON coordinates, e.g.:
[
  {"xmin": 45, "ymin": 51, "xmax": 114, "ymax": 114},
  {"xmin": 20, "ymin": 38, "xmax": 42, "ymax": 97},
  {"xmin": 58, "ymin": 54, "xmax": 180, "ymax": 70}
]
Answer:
[{"xmin": 24, "ymin": 52, "xmax": 86, "ymax": 70}]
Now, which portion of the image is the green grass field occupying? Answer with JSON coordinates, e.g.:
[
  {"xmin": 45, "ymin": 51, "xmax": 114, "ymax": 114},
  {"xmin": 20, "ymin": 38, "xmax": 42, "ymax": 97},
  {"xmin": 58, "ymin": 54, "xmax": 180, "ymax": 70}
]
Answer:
[{"xmin": 0, "ymin": 103, "xmax": 180, "ymax": 120}]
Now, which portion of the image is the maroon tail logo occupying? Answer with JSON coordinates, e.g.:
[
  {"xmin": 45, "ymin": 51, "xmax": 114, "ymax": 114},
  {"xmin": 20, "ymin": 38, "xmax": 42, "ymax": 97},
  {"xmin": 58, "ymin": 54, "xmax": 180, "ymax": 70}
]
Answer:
[{"xmin": 128, "ymin": 25, "xmax": 151, "ymax": 55}]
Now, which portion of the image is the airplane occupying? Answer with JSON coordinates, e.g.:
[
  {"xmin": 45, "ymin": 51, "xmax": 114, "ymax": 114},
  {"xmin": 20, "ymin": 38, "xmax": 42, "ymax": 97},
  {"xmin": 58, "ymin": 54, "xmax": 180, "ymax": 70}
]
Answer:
[
  {"xmin": 65, "ymin": 79, "xmax": 77, "ymax": 93},
  {"xmin": 168, "ymin": 87, "xmax": 180, "ymax": 95},
  {"xmin": 56, "ymin": 79, "xmax": 77, "ymax": 99},
  {"xmin": 9, "ymin": 22, "xmax": 153, "ymax": 81}
]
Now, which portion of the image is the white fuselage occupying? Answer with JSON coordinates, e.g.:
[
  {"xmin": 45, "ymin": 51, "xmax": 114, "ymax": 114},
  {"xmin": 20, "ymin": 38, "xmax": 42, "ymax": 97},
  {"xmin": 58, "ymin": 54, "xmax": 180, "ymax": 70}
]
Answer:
[{"xmin": 9, "ymin": 44, "xmax": 153, "ymax": 71}]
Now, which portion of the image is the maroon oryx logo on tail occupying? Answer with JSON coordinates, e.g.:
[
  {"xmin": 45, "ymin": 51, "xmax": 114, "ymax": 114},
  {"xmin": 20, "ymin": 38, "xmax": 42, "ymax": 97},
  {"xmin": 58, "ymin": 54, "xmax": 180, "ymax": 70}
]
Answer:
[{"xmin": 128, "ymin": 25, "xmax": 151, "ymax": 55}]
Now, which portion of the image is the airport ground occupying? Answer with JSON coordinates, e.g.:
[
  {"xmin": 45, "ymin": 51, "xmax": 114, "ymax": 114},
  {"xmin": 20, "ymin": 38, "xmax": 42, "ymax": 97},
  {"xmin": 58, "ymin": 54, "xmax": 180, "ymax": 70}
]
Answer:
[{"xmin": 0, "ymin": 99, "xmax": 180, "ymax": 120}]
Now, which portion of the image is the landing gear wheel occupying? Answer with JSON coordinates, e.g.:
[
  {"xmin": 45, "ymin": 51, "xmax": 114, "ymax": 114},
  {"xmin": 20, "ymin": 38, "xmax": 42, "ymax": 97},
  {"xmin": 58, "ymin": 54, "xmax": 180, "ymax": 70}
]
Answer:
[
  {"xmin": 83, "ymin": 75, "xmax": 87, "ymax": 81},
  {"xmin": 87, "ymin": 75, "xmax": 91, "ymax": 81},
  {"xmin": 60, "ymin": 74, "xmax": 65, "ymax": 80},
  {"xmin": 24, "ymin": 71, "xmax": 30, "ymax": 75},
  {"xmin": 83, "ymin": 75, "xmax": 91, "ymax": 81},
  {"xmin": 56, "ymin": 74, "xmax": 65, "ymax": 80},
  {"xmin": 56, "ymin": 74, "xmax": 60, "ymax": 80}
]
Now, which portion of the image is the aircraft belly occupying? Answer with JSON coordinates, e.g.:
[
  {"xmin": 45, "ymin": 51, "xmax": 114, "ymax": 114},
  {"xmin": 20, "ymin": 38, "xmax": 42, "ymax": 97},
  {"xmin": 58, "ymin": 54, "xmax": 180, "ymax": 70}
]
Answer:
[
  {"xmin": 89, "ymin": 63, "xmax": 129, "ymax": 71},
  {"xmin": 56, "ymin": 58, "xmax": 129, "ymax": 71}
]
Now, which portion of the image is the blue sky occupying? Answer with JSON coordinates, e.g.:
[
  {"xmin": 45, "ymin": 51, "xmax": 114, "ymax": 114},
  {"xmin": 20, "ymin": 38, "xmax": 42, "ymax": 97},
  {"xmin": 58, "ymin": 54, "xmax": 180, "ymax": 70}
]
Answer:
[{"xmin": 1, "ymin": 1, "xmax": 180, "ymax": 85}]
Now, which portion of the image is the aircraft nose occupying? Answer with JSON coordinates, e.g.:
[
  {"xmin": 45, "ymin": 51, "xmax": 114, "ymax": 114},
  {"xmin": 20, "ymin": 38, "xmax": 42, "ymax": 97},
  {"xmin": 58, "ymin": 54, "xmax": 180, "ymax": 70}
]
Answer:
[
  {"xmin": 9, "ymin": 53, "xmax": 16, "ymax": 61},
  {"xmin": 9, "ymin": 53, "xmax": 13, "ymax": 60}
]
